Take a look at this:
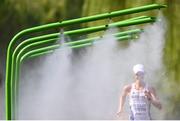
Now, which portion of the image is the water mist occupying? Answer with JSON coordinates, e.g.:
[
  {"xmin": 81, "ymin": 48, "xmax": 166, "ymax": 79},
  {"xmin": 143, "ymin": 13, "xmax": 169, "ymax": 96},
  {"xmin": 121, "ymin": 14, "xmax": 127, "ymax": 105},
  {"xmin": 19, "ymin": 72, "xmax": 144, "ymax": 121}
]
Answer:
[{"xmin": 18, "ymin": 14, "xmax": 167, "ymax": 120}]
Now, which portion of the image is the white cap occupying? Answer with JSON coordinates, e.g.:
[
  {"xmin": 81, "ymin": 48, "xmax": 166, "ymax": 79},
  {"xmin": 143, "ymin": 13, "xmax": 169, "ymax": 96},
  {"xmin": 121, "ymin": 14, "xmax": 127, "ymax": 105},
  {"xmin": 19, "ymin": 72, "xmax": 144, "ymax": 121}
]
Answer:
[{"xmin": 133, "ymin": 64, "xmax": 145, "ymax": 74}]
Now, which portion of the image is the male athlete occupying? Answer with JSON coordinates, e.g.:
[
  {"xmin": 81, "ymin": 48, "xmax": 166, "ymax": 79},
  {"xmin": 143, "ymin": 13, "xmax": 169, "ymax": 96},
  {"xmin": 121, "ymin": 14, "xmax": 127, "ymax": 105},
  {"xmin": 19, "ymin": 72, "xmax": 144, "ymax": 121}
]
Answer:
[{"xmin": 117, "ymin": 64, "xmax": 162, "ymax": 120}]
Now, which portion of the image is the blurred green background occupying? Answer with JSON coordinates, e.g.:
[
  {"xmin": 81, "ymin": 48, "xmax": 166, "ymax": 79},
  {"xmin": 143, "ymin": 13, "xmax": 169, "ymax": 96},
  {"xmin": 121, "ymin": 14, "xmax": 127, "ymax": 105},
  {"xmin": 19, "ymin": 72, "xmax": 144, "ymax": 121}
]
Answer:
[{"xmin": 0, "ymin": 0, "xmax": 180, "ymax": 119}]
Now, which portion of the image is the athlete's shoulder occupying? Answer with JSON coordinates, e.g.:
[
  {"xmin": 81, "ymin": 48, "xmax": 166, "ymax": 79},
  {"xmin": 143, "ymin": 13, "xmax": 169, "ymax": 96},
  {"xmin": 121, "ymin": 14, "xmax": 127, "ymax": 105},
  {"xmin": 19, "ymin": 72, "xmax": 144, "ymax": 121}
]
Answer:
[{"xmin": 123, "ymin": 84, "xmax": 132, "ymax": 93}]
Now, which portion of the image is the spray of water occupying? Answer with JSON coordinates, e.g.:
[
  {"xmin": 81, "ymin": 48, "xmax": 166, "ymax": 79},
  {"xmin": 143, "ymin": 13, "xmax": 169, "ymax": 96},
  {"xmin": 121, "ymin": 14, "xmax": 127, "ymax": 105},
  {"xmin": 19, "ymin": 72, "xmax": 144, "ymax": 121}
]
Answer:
[{"xmin": 18, "ymin": 14, "xmax": 168, "ymax": 120}]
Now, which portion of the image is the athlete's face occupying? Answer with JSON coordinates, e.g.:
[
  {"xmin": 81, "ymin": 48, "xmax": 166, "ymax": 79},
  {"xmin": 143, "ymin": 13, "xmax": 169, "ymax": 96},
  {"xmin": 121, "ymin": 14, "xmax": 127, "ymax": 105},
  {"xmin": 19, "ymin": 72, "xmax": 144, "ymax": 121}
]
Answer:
[{"xmin": 135, "ymin": 71, "xmax": 144, "ymax": 81}]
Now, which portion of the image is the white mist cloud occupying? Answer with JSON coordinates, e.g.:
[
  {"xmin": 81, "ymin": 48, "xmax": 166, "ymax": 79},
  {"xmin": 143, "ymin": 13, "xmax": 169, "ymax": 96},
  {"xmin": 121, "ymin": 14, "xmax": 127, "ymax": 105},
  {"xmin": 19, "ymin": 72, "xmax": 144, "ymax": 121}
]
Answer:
[{"xmin": 18, "ymin": 14, "xmax": 167, "ymax": 120}]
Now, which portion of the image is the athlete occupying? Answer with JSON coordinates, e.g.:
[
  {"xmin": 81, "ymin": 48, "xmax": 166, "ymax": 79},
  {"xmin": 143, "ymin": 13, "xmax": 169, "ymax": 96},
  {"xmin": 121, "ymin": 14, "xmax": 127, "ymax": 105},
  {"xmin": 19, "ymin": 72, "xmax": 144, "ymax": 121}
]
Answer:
[{"xmin": 117, "ymin": 64, "xmax": 162, "ymax": 120}]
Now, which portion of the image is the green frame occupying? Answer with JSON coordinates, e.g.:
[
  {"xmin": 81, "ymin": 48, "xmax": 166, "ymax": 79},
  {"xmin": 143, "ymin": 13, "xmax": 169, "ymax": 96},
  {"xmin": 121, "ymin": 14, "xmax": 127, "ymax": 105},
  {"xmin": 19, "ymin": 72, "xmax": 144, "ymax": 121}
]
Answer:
[{"xmin": 5, "ymin": 4, "xmax": 166, "ymax": 120}]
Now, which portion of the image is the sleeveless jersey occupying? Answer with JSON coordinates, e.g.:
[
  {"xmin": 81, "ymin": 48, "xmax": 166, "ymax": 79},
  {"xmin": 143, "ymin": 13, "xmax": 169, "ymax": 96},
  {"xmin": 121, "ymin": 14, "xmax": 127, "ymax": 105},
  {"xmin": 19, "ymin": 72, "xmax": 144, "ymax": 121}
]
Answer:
[{"xmin": 129, "ymin": 83, "xmax": 151, "ymax": 120}]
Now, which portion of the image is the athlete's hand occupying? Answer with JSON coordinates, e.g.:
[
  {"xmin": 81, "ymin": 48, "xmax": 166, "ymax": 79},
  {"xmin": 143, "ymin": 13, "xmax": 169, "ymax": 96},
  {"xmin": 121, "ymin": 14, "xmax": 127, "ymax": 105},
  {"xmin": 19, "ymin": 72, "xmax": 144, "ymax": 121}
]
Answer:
[{"xmin": 144, "ymin": 90, "xmax": 152, "ymax": 101}]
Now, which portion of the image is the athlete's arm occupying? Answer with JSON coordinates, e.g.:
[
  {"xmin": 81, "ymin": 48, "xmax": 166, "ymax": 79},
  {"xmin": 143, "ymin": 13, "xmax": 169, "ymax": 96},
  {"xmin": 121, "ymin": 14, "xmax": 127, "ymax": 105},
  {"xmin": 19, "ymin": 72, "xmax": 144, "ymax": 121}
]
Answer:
[
  {"xmin": 117, "ymin": 85, "xmax": 131, "ymax": 116},
  {"xmin": 148, "ymin": 87, "xmax": 162, "ymax": 110}
]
